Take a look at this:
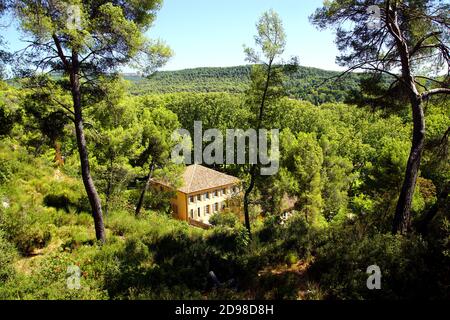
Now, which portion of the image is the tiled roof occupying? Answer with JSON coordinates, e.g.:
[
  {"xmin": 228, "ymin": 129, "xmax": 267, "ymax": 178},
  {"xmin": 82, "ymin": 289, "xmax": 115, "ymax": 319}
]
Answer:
[{"xmin": 179, "ymin": 164, "xmax": 240, "ymax": 194}]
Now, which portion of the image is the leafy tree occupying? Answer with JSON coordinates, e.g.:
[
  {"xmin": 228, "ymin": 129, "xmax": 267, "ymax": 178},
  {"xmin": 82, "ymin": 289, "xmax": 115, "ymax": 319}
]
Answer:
[
  {"xmin": 88, "ymin": 78, "xmax": 142, "ymax": 215},
  {"xmin": 0, "ymin": 82, "xmax": 22, "ymax": 137},
  {"xmin": 8, "ymin": 0, "xmax": 172, "ymax": 242},
  {"xmin": 242, "ymin": 10, "xmax": 294, "ymax": 235},
  {"xmin": 279, "ymin": 129, "xmax": 324, "ymax": 225},
  {"xmin": 132, "ymin": 103, "xmax": 182, "ymax": 216},
  {"xmin": 20, "ymin": 76, "xmax": 72, "ymax": 164},
  {"xmin": 311, "ymin": 0, "xmax": 450, "ymax": 234},
  {"xmin": 127, "ymin": 65, "xmax": 362, "ymax": 104},
  {"xmin": 0, "ymin": 0, "xmax": 11, "ymax": 79}
]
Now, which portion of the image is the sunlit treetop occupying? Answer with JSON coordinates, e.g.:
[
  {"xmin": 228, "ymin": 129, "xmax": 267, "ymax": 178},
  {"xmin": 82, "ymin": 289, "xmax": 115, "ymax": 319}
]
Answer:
[
  {"xmin": 9, "ymin": 0, "xmax": 172, "ymax": 77},
  {"xmin": 310, "ymin": 0, "xmax": 449, "ymax": 81}
]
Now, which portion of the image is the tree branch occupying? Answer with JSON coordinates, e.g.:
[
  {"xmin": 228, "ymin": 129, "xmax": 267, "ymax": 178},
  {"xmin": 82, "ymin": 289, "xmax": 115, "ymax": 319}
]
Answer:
[
  {"xmin": 422, "ymin": 88, "xmax": 450, "ymax": 100},
  {"xmin": 52, "ymin": 34, "xmax": 70, "ymax": 71}
]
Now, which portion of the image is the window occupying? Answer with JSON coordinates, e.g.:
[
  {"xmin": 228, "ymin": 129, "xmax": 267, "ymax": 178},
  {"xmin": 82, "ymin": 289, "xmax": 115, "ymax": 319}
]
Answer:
[
  {"xmin": 214, "ymin": 203, "xmax": 219, "ymax": 212},
  {"xmin": 190, "ymin": 209, "xmax": 194, "ymax": 219},
  {"xmin": 205, "ymin": 192, "xmax": 210, "ymax": 199},
  {"xmin": 189, "ymin": 196, "xmax": 194, "ymax": 203},
  {"xmin": 214, "ymin": 190, "xmax": 219, "ymax": 197},
  {"xmin": 197, "ymin": 194, "xmax": 202, "ymax": 201},
  {"xmin": 197, "ymin": 207, "xmax": 201, "ymax": 217},
  {"xmin": 222, "ymin": 188, "xmax": 226, "ymax": 195},
  {"xmin": 205, "ymin": 205, "xmax": 210, "ymax": 214}
]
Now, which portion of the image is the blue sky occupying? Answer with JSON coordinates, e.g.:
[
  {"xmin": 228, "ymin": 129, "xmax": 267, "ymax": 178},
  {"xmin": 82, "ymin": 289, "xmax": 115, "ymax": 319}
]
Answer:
[{"xmin": 1, "ymin": 0, "xmax": 343, "ymax": 72}]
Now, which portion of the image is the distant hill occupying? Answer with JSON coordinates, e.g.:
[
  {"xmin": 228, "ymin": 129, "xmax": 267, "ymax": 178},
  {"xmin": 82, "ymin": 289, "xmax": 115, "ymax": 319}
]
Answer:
[{"xmin": 124, "ymin": 65, "xmax": 362, "ymax": 105}]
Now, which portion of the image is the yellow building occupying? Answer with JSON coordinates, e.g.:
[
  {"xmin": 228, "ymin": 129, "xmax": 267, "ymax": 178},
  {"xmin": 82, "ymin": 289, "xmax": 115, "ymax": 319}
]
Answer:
[{"xmin": 153, "ymin": 164, "xmax": 241, "ymax": 226}]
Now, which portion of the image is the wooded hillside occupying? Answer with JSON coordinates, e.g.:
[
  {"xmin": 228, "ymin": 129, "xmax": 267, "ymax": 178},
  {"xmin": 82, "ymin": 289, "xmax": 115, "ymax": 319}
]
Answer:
[{"xmin": 125, "ymin": 65, "xmax": 362, "ymax": 105}]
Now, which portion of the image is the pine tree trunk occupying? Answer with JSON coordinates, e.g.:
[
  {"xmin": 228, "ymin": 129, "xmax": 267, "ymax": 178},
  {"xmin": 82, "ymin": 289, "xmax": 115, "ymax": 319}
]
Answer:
[
  {"xmin": 70, "ymin": 53, "xmax": 106, "ymax": 243},
  {"xmin": 386, "ymin": 10, "xmax": 426, "ymax": 235},
  {"xmin": 135, "ymin": 163, "xmax": 155, "ymax": 216},
  {"xmin": 243, "ymin": 61, "xmax": 273, "ymax": 236},
  {"xmin": 243, "ymin": 164, "xmax": 256, "ymax": 235},
  {"xmin": 392, "ymin": 95, "xmax": 425, "ymax": 234}
]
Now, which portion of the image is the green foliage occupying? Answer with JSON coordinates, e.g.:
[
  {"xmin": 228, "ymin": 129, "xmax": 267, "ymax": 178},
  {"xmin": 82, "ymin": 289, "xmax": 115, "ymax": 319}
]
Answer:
[
  {"xmin": 280, "ymin": 213, "xmax": 324, "ymax": 260},
  {"xmin": 209, "ymin": 212, "xmax": 240, "ymax": 228},
  {"xmin": 0, "ymin": 82, "xmax": 22, "ymax": 137},
  {"xmin": 279, "ymin": 130, "xmax": 324, "ymax": 224},
  {"xmin": 106, "ymin": 210, "xmax": 154, "ymax": 238},
  {"xmin": 311, "ymin": 230, "xmax": 431, "ymax": 300},
  {"xmin": 12, "ymin": 0, "xmax": 171, "ymax": 76},
  {"xmin": 8, "ymin": 223, "xmax": 51, "ymax": 256},
  {"xmin": 207, "ymin": 224, "xmax": 250, "ymax": 257},
  {"xmin": 0, "ymin": 54, "xmax": 449, "ymax": 300},
  {"xmin": 0, "ymin": 230, "xmax": 17, "ymax": 283},
  {"xmin": 0, "ymin": 250, "xmax": 108, "ymax": 300},
  {"xmin": 126, "ymin": 65, "xmax": 362, "ymax": 105},
  {"xmin": 255, "ymin": 213, "xmax": 323, "ymax": 266}
]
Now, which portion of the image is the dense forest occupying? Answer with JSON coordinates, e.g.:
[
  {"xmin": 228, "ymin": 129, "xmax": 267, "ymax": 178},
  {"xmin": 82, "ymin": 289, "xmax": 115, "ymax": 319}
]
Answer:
[
  {"xmin": 0, "ymin": 0, "xmax": 449, "ymax": 301},
  {"xmin": 125, "ymin": 65, "xmax": 362, "ymax": 105}
]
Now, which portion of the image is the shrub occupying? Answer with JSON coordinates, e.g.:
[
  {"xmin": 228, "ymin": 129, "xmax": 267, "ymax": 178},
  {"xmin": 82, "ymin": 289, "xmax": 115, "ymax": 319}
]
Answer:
[
  {"xmin": 281, "ymin": 213, "xmax": 323, "ymax": 260},
  {"xmin": 61, "ymin": 226, "xmax": 95, "ymax": 252},
  {"xmin": 256, "ymin": 214, "xmax": 280, "ymax": 243},
  {"xmin": 310, "ymin": 230, "xmax": 430, "ymax": 300},
  {"xmin": 44, "ymin": 194, "xmax": 71, "ymax": 212},
  {"xmin": 128, "ymin": 285, "xmax": 204, "ymax": 300},
  {"xmin": 207, "ymin": 225, "xmax": 250, "ymax": 256},
  {"xmin": 284, "ymin": 251, "xmax": 298, "ymax": 265},
  {"xmin": 0, "ymin": 251, "xmax": 108, "ymax": 300},
  {"xmin": 14, "ymin": 224, "xmax": 52, "ymax": 255},
  {"xmin": 0, "ymin": 209, "xmax": 52, "ymax": 255},
  {"xmin": 0, "ymin": 230, "xmax": 17, "ymax": 282},
  {"xmin": 209, "ymin": 212, "xmax": 240, "ymax": 228},
  {"xmin": 42, "ymin": 179, "xmax": 90, "ymax": 214},
  {"xmin": 105, "ymin": 210, "xmax": 152, "ymax": 237}
]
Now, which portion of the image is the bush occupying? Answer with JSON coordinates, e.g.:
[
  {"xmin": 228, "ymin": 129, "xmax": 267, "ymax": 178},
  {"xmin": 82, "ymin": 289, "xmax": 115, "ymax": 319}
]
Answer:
[
  {"xmin": 284, "ymin": 251, "xmax": 298, "ymax": 265},
  {"xmin": 44, "ymin": 194, "xmax": 71, "ymax": 212},
  {"xmin": 105, "ymin": 210, "xmax": 152, "ymax": 237},
  {"xmin": 281, "ymin": 213, "xmax": 323, "ymax": 260},
  {"xmin": 256, "ymin": 215, "xmax": 280, "ymax": 243},
  {"xmin": 0, "ymin": 251, "xmax": 108, "ymax": 300},
  {"xmin": 42, "ymin": 178, "xmax": 90, "ymax": 214},
  {"xmin": 0, "ymin": 230, "xmax": 17, "ymax": 282},
  {"xmin": 310, "ymin": 230, "xmax": 430, "ymax": 300},
  {"xmin": 61, "ymin": 226, "xmax": 95, "ymax": 252},
  {"xmin": 209, "ymin": 212, "xmax": 240, "ymax": 228},
  {"xmin": 0, "ymin": 208, "xmax": 52, "ymax": 255},
  {"xmin": 207, "ymin": 225, "xmax": 250, "ymax": 256},
  {"xmin": 14, "ymin": 224, "xmax": 52, "ymax": 255}
]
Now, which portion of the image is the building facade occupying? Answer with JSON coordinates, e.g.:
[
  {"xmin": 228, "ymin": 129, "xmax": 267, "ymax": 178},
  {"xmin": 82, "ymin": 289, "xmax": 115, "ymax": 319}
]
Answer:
[{"xmin": 152, "ymin": 164, "xmax": 241, "ymax": 226}]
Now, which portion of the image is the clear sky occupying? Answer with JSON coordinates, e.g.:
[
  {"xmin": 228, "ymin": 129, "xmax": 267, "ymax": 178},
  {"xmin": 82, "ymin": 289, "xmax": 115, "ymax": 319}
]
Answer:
[{"xmin": 0, "ymin": 0, "xmax": 343, "ymax": 72}]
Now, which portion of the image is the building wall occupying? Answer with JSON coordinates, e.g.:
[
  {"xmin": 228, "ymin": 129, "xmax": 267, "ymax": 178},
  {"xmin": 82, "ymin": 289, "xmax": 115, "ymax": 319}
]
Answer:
[
  {"xmin": 170, "ymin": 191, "xmax": 188, "ymax": 222},
  {"xmin": 185, "ymin": 184, "xmax": 240, "ymax": 225},
  {"xmin": 154, "ymin": 181, "xmax": 241, "ymax": 226},
  {"xmin": 150, "ymin": 182, "xmax": 188, "ymax": 222}
]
